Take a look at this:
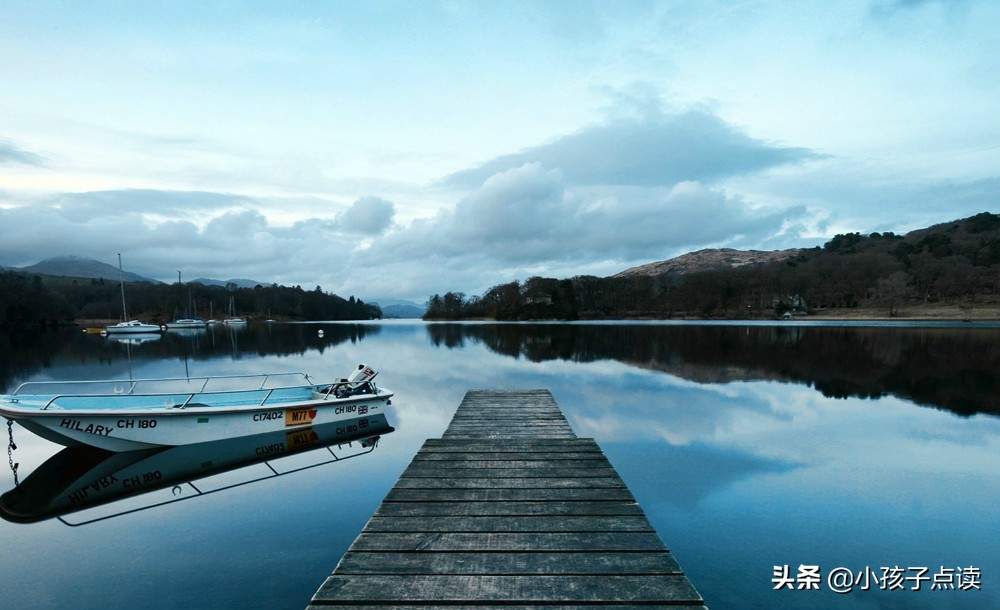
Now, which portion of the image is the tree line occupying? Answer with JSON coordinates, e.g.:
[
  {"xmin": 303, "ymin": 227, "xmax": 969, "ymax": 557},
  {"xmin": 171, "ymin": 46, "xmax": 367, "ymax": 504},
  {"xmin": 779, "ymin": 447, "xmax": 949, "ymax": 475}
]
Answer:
[
  {"xmin": 0, "ymin": 275, "xmax": 381, "ymax": 327},
  {"xmin": 425, "ymin": 212, "xmax": 1000, "ymax": 320}
]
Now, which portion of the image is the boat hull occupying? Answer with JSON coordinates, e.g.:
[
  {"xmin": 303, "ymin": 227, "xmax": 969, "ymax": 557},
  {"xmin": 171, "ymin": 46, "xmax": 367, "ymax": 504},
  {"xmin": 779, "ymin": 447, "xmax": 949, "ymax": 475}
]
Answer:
[
  {"xmin": 3, "ymin": 390, "xmax": 392, "ymax": 452},
  {"xmin": 105, "ymin": 323, "xmax": 162, "ymax": 334},
  {"xmin": 165, "ymin": 319, "xmax": 208, "ymax": 329},
  {"xmin": 1, "ymin": 414, "xmax": 394, "ymax": 524}
]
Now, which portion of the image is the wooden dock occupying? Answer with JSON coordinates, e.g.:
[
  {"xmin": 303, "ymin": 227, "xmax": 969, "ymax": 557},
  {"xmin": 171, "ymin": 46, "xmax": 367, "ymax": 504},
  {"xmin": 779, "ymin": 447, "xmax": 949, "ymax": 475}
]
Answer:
[{"xmin": 306, "ymin": 389, "xmax": 707, "ymax": 608}]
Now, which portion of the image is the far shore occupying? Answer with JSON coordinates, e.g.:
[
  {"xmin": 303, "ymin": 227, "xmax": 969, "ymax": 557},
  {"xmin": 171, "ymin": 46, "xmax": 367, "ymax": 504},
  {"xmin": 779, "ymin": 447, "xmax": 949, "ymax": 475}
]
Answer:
[
  {"xmin": 425, "ymin": 302, "xmax": 1000, "ymax": 323},
  {"xmin": 71, "ymin": 303, "xmax": 1000, "ymax": 326},
  {"xmin": 804, "ymin": 304, "xmax": 1000, "ymax": 321}
]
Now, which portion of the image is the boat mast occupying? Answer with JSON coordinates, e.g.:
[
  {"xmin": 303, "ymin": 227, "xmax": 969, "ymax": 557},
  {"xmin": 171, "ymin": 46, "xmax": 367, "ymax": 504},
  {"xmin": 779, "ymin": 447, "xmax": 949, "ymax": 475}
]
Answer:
[{"xmin": 117, "ymin": 253, "xmax": 129, "ymax": 322}]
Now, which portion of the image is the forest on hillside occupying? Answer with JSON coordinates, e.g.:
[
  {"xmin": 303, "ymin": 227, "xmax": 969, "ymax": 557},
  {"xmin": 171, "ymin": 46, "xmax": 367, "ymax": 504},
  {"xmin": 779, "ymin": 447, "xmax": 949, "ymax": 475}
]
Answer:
[
  {"xmin": 425, "ymin": 212, "xmax": 1000, "ymax": 320},
  {"xmin": 0, "ymin": 275, "xmax": 381, "ymax": 327}
]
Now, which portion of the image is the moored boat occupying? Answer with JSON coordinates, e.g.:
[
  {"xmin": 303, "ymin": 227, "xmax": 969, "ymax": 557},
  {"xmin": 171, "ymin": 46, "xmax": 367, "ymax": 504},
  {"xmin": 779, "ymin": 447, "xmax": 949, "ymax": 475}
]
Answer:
[
  {"xmin": 105, "ymin": 254, "xmax": 161, "ymax": 335},
  {"xmin": 105, "ymin": 320, "xmax": 163, "ymax": 334},
  {"xmin": 165, "ymin": 318, "xmax": 208, "ymax": 329},
  {"xmin": 0, "ymin": 364, "xmax": 392, "ymax": 452},
  {"xmin": 223, "ymin": 296, "xmax": 247, "ymax": 325},
  {"xmin": 0, "ymin": 413, "xmax": 394, "ymax": 524}
]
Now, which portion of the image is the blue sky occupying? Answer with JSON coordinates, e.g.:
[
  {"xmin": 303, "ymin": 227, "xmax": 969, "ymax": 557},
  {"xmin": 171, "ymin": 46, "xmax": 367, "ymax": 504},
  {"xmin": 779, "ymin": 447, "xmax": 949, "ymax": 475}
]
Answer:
[{"xmin": 2, "ymin": 0, "xmax": 998, "ymax": 303}]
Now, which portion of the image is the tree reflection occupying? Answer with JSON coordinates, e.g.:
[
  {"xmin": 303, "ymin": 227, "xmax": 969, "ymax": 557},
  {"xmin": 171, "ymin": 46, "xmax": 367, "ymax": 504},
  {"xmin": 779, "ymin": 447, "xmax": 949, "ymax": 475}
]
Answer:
[
  {"xmin": 428, "ymin": 323, "xmax": 1000, "ymax": 417},
  {"xmin": 0, "ymin": 323, "xmax": 382, "ymax": 392}
]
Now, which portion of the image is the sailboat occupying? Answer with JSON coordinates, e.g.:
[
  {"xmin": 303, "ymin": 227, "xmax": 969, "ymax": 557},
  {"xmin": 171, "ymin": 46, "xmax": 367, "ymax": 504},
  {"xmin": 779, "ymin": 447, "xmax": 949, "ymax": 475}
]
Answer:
[
  {"xmin": 165, "ymin": 272, "xmax": 207, "ymax": 330},
  {"xmin": 223, "ymin": 296, "xmax": 247, "ymax": 325},
  {"xmin": 104, "ymin": 254, "xmax": 161, "ymax": 335}
]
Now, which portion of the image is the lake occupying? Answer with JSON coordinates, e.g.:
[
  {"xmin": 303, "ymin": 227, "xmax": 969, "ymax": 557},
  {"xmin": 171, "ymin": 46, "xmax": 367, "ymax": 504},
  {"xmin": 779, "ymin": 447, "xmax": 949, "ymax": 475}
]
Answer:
[{"xmin": 1, "ymin": 320, "xmax": 997, "ymax": 609}]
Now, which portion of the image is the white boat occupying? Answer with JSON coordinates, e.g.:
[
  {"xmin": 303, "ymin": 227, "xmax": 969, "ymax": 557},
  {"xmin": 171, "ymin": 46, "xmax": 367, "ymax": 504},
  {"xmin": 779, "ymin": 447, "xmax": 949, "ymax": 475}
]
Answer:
[
  {"xmin": 1, "ymin": 413, "xmax": 393, "ymax": 525},
  {"xmin": 105, "ymin": 254, "xmax": 161, "ymax": 335},
  {"xmin": 105, "ymin": 332, "xmax": 161, "ymax": 346},
  {"xmin": 0, "ymin": 364, "xmax": 392, "ymax": 452},
  {"xmin": 223, "ymin": 296, "xmax": 247, "ymax": 325},
  {"xmin": 165, "ymin": 318, "xmax": 208, "ymax": 329},
  {"xmin": 105, "ymin": 320, "xmax": 163, "ymax": 334}
]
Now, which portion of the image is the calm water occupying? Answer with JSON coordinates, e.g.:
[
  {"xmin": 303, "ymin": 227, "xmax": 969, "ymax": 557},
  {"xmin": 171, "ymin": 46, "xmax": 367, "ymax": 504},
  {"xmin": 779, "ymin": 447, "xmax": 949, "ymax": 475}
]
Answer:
[{"xmin": 1, "ymin": 321, "xmax": 997, "ymax": 610}]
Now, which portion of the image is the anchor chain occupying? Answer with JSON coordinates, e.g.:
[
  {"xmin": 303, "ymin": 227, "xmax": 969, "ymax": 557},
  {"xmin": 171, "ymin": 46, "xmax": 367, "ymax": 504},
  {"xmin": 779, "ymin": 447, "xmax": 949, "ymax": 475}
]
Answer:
[{"xmin": 7, "ymin": 419, "xmax": 18, "ymax": 487}]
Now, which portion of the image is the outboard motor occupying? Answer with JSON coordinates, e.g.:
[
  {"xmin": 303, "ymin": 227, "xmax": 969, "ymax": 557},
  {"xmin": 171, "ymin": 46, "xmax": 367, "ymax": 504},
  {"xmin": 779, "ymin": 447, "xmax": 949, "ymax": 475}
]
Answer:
[
  {"xmin": 331, "ymin": 364, "xmax": 377, "ymax": 398},
  {"xmin": 347, "ymin": 364, "xmax": 377, "ymax": 385}
]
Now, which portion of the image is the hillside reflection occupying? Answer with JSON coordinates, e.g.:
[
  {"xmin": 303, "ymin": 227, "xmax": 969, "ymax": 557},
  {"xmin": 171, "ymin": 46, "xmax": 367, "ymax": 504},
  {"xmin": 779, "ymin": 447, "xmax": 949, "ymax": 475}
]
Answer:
[
  {"xmin": 0, "ymin": 323, "xmax": 381, "ymax": 392},
  {"xmin": 5, "ymin": 322, "xmax": 999, "ymax": 419},
  {"xmin": 427, "ymin": 323, "xmax": 1000, "ymax": 417}
]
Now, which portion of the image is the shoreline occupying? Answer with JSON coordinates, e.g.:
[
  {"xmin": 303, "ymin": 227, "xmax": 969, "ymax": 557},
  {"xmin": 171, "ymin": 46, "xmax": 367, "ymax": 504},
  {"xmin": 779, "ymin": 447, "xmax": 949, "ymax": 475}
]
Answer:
[
  {"xmin": 425, "ymin": 303, "xmax": 1000, "ymax": 323},
  {"xmin": 803, "ymin": 304, "xmax": 1000, "ymax": 321}
]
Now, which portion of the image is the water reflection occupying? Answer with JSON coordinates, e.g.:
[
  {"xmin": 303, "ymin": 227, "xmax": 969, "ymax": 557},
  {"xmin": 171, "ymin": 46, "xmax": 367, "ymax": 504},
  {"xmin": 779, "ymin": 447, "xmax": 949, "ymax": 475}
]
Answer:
[
  {"xmin": 427, "ymin": 322, "xmax": 1000, "ymax": 417},
  {"xmin": 0, "ymin": 321, "xmax": 995, "ymax": 610},
  {"xmin": 5, "ymin": 322, "xmax": 999, "ymax": 419},
  {"xmin": 0, "ymin": 323, "xmax": 382, "ymax": 391},
  {"xmin": 1, "ymin": 413, "xmax": 394, "ymax": 525}
]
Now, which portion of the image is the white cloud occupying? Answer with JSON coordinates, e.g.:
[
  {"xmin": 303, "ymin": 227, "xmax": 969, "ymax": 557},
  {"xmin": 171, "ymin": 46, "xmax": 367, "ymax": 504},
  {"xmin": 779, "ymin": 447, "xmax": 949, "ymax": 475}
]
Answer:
[
  {"xmin": 350, "ymin": 161, "xmax": 809, "ymax": 299},
  {"xmin": 3, "ymin": 2, "xmax": 1000, "ymax": 303},
  {"xmin": 444, "ymin": 108, "xmax": 820, "ymax": 189},
  {"xmin": 335, "ymin": 196, "xmax": 395, "ymax": 235},
  {"xmin": 0, "ymin": 138, "xmax": 44, "ymax": 166}
]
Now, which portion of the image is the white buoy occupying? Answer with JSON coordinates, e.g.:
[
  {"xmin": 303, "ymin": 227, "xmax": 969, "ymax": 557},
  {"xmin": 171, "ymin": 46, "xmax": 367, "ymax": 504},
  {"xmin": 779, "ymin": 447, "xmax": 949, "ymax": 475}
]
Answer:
[{"xmin": 318, "ymin": 329, "xmax": 324, "ymax": 337}]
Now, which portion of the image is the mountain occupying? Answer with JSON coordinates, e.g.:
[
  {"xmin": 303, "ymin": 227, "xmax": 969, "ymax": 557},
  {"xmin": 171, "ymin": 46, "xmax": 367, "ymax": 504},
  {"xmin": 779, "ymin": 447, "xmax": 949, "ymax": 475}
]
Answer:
[
  {"xmin": 613, "ymin": 247, "xmax": 804, "ymax": 278},
  {"xmin": 373, "ymin": 299, "xmax": 425, "ymax": 319},
  {"xmin": 16, "ymin": 256, "xmax": 160, "ymax": 283},
  {"xmin": 427, "ymin": 212, "xmax": 1000, "ymax": 320},
  {"xmin": 381, "ymin": 304, "xmax": 425, "ymax": 318},
  {"xmin": 191, "ymin": 278, "xmax": 272, "ymax": 289},
  {"xmin": 6, "ymin": 257, "xmax": 272, "ymax": 288}
]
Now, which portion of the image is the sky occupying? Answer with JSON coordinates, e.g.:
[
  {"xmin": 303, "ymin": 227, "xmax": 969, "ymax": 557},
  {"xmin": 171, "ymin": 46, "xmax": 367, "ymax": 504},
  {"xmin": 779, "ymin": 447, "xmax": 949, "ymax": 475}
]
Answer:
[{"xmin": 2, "ymin": 0, "xmax": 999, "ymax": 304}]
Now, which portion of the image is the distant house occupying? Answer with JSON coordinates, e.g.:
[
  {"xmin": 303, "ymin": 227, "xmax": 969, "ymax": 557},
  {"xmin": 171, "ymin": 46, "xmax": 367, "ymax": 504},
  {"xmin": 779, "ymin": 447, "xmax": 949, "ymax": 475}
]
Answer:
[{"xmin": 524, "ymin": 295, "xmax": 553, "ymax": 306}]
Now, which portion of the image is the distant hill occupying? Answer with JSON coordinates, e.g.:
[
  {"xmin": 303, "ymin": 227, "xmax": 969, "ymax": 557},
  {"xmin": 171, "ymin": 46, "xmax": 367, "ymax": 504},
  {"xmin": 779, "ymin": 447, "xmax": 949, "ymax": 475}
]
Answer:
[
  {"xmin": 16, "ymin": 256, "xmax": 160, "ymax": 283},
  {"xmin": 372, "ymin": 299, "xmax": 425, "ymax": 318},
  {"xmin": 426, "ymin": 212, "xmax": 1000, "ymax": 320},
  {"xmin": 381, "ymin": 303, "xmax": 426, "ymax": 318},
  {"xmin": 7, "ymin": 257, "xmax": 273, "ymax": 288},
  {"xmin": 613, "ymin": 247, "xmax": 804, "ymax": 278},
  {"xmin": 191, "ymin": 277, "xmax": 272, "ymax": 289}
]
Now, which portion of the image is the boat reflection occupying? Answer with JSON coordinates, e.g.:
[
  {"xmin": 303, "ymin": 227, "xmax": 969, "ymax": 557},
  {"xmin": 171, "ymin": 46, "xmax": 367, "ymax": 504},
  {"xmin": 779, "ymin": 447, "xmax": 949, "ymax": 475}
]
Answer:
[
  {"xmin": 104, "ymin": 332, "xmax": 162, "ymax": 346},
  {"xmin": 0, "ymin": 413, "xmax": 394, "ymax": 526}
]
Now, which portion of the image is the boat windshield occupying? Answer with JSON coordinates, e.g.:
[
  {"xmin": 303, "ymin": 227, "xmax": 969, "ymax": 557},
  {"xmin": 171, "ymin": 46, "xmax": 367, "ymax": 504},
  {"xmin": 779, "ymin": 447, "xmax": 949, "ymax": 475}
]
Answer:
[{"xmin": 9, "ymin": 372, "xmax": 315, "ymax": 397}]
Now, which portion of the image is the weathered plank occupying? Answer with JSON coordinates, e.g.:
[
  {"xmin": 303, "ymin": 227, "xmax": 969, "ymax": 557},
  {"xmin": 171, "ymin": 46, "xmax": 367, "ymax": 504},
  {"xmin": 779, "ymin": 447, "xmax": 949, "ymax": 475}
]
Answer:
[
  {"xmin": 392, "ymin": 476, "xmax": 627, "ymax": 489},
  {"xmin": 421, "ymin": 439, "xmax": 602, "ymax": 450},
  {"xmin": 306, "ymin": 389, "xmax": 706, "ymax": 608},
  {"xmin": 333, "ymin": 551, "xmax": 684, "ymax": 575},
  {"xmin": 413, "ymin": 449, "xmax": 604, "ymax": 464},
  {"xmin": 347, "ymin": 532, "xmax": 669, "ymax": 552},
  {"xmin": 360, "ymin": 515, "xmax": 655, "ymax": 532},
  {"xmin": 310, "ymin": 606, "xmax": 707, "ymax": 610},
  {"xmin": 373, "ymin": 501, "xmax": 645, "ymax": 518},
  {"xmin": 384, "ymin": 487, "xmax": 637, "ymax": 502},
  {"xmin": 312, "ymin": 574, "xmax": 702, "ymax": 604},
  {"xmin": 309, "ymin": 606, "xmax": 708, "ymax": 610}
]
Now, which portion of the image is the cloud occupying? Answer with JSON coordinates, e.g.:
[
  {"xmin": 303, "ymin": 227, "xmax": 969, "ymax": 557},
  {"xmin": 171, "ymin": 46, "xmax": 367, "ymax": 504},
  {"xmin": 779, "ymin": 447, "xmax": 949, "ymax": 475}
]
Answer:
[
  {"xmin": 335, "ymin": 196, "xmax": 395, "ymax": 235},
  {"xmin": 0, "ymin": 191, "xmax": 372, "ymax": 290},
  {"xmin": 443, "ymin": 108, "xmax": 820, "ymax": 189},
  {"xmin": 0, "ymin": 138, "xmax": 44, "ymax": 166},
  {"xmin": 354, "ymin": 162, "xmax": 809, "ymax": 298},
  {"xmin": 738, "ymin": 160, "xmax": 1000, "ymax": 237},
  {"xmin": 449, "ymin": 163, "xmax": 800, "ymax": 261},
  {"xmin": 50, "ymin": 189, "xmax": 256, "ymax": 222},
  {"xmin": 876, "ymin": 0, "xmax": 944, "ymax": 9},
  {"xmin": 869, "ymin": 0, "xmax": 971, "ymax": 17}
]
